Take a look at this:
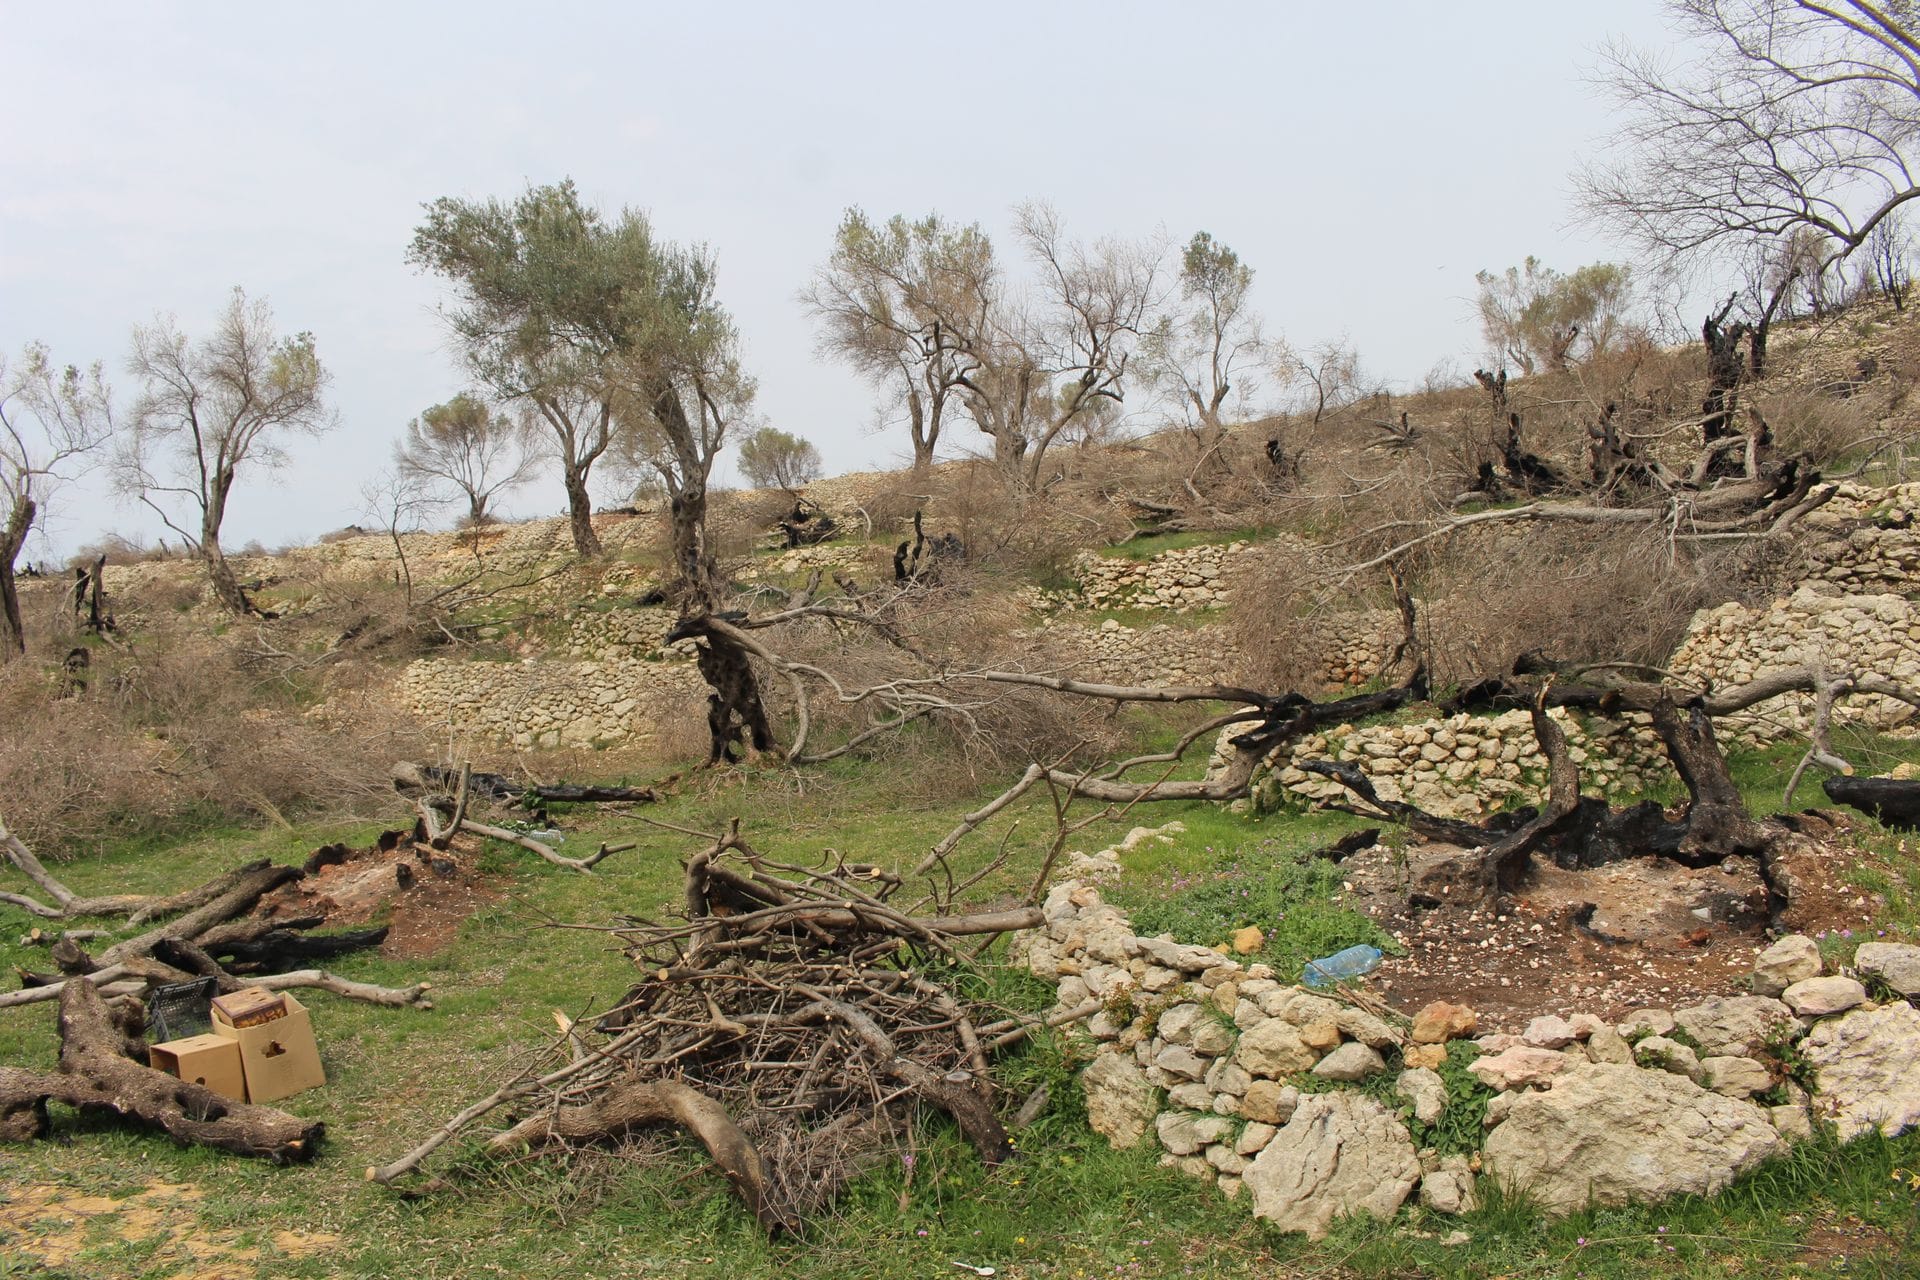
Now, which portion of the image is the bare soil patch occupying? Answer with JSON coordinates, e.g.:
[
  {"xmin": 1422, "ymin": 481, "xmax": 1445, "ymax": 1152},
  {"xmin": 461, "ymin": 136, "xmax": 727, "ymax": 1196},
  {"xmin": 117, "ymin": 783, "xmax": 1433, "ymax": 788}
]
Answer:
[
  {"xmin": 0, "ymin": 1179, "xmax": 337, "ymax": 1277},
  {"xmin": 1338, "ymin": 812, "xmax": 1887, "ymax": 1028},
  {"xmin": 260, "ymin": 829, "xmax": 500, "ymax": 958}
]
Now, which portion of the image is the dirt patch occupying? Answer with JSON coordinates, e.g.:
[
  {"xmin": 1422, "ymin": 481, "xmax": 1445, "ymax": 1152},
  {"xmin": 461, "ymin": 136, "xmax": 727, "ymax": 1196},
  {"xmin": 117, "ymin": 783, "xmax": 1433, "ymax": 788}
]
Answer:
[
  {"xmin": 0, "ymin": 1180, "xmax": 336, "ymax": 1277},
  {"xmin": 259, "ymin": 829, "xmax": 500, "ymax": 958},
  {"xmin": 1334, "ymin": 814, "xmax": 1887, "ymax": 1029}
]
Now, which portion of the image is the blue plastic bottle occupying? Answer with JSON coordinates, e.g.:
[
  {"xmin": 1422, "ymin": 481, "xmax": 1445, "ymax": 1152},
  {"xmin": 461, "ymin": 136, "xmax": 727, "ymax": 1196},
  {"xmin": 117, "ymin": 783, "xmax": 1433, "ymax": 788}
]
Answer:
[{"xmin": 1301, "ymin": 943, "xmax": 1383, "ymax": 988}]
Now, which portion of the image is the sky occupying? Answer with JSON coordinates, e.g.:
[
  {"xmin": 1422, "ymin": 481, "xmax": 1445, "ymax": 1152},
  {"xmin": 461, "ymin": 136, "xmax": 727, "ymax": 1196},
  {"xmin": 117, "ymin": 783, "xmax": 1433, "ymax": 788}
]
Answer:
[{"xmin": 1, "ymin": 0, "xmax": 1681, "ymax": 560}]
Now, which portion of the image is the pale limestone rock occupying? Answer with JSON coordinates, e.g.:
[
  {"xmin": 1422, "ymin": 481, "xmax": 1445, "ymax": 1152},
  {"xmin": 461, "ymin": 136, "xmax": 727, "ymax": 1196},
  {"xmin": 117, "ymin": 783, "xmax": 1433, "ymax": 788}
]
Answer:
[
  {"xmin": 1081, "ymin": 1052, "xmax": 1156, "ymax": 1148},
  {"xmin": 1700, "ymin": 1055, "xmax": 1773, "ymax": 1099},
  {"xmin": 1482, "ymin": 1064, "xmax": 1784, "ymax": 1212},
  {"xmin": 1241, "ymin": 1080, "xmax": 1300, "ymax": 1125},
  {"xmin": 1673, "ymin": 995, "xmax": 1794, "ymax": 1057},
  {"xmin": 1396, "ymin": 1067, "xmax": 1447, "ymax": 1126},
  {"xmin": 1783, "ymin": 975, "xmax": 1867, "ymax": 1017},
  {"xmin": 1634, "ymin": 1035, "xmax": 1704, "ymax": 1083},
  {"xmin": 1155, "ymin": 1109, "xmax": 1234, "ymax": 1156},
  {"xmin": 1191, "ymin": 1018, "xmax": 1235, "ymax": 1057},
  {"xmin": 1468, "ymin": 1046, "xmax": 1569, "ymax": 1091},
  {"xmin": 1854, "ymin": 941, "xmax": 1920, "ymax": 996},
  {"xmin": 1419, "ymin": 1156, "xmax": 1479, "ymax": 1215},
  {"xmin": 1235, "ymin": 1019, "xmax": 1318, "ymax": 1078},
  {"xmin": 1244, "ymin": 1092, "xmax": 1421, "ymax": 1239},
  {"xmin": 1751, "ymin": 934, "xmax": 1822, "ymax": 997},
  {"xmin": 1618, "ymin": 1008, "xmax": 1675, "ymax": 1038},
  {"xmin": 1237, "ymin": 1122, "xmax": 1278, "ymax": 1155},
  {"xmin": 1522, "ymin": 1015, "xmax": 1577, "ymax": 1049},
  {"xmin": 1801, "ymin": 1003, "xmax": 1920, "ymax": 1140},
  {"xmin": 1312, "ymin": 1042, "xmax": 1386, "ymax": 1081},
  {"xmin": 1585, "ymin": 1026, "xmax": 1634, "ymax": 1065},
  {"xmin": 1156, "ymin": 1002, "xmax": 1205, "ymax": 1045},
  {"xmin": 1333, "ymin": 1008, "xmax": 1397, "ymax": 1049}
]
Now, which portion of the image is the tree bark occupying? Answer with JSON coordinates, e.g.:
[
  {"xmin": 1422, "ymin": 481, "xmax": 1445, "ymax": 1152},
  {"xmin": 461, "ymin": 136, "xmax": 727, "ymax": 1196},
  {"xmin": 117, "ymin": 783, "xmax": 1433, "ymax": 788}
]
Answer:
[
  {"xmin": 562, "ymin": 462, "xmax": 602, "ymax": 559},
  {"xmin": 0, "ymin": 493, "xmax": 34, "ymax": 658},
  {"xmin": 0, "ymin": 978, "xmax": 325, "ymax": 1161}
]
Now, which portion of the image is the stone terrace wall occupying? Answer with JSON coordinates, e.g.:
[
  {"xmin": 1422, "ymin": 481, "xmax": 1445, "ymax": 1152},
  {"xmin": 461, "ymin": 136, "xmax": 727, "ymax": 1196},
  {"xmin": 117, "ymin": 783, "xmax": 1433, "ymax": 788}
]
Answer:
[
  {"xmin": 1019, "ymin": 827, "xmax": 1920, "ymax": 1237},
  {"xmin": 1249, "ymin": 707, "xmax": 1668, "ymax": 820}
]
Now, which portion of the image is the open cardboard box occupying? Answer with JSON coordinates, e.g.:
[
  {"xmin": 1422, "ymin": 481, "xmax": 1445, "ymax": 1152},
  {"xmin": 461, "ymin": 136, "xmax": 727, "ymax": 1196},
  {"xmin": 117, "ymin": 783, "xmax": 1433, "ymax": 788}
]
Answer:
[
  {"xmin": 210, "ymin": 988, "xmax": 326, "ymax": 1103},
  {"xmin": 148, "ymin": 1032, "xmax": 247, "ymax": 1101}
]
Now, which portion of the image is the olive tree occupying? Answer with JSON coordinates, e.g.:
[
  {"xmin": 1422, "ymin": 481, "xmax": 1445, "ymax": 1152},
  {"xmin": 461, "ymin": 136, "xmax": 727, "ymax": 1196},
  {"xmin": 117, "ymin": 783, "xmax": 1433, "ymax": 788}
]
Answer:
[
  {"xmin": 123, "ymin": 289, "xmax": 332, "ymax": 615},
  {"xmin": 1474, "ymin": 258, "xmax": 1634, "ymax": 375},
  {"xmin": 736, "ymin": 426, "xmax": 822, "ymax": 491},
  {"xmin": 1140, "ymin": 231, "xmax": 1268, "ymax": 449},
  {"xmin": 1, "ymin": 345, "xmax": 112, "ymax": 657},
  {"xmin": 394, "ymin": 393, "xmax": 538, "ymax": 526}
]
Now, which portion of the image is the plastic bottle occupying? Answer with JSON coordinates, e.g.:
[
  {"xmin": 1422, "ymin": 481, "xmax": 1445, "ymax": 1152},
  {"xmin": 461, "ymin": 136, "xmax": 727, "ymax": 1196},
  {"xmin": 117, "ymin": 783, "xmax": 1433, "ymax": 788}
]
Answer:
[
  {"xmin": 529, "ymin": 828, "xmax": 565, "ymax": 846},
  {"xmin": 1301, "ymin": 943, "xmax": 1383, "ymax": 988}
]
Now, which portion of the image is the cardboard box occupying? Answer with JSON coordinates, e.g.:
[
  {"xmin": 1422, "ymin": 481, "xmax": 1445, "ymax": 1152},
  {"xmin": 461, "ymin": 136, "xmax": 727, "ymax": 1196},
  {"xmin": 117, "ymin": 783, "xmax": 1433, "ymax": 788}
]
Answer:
[
  {"xmin": 211, "ymin": 989, "xmax": 326, "ymax": 1103},
  {"xmin": 149, "ymin": 1033, "xmax": 247, "ymax": 1101}
]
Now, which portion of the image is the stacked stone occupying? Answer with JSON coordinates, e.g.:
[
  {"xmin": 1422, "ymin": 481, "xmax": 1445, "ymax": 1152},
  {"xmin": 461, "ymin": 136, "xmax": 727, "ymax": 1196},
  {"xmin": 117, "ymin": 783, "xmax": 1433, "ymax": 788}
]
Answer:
[
  {"xmin": 1021, "ymin": 832, "xmax": 1920, "ymax": 1236},
  {"xmin": 1667, "ymin": 585, "xmax": 1920, "ymax": 742},
  {"xmin": 1238, "ymin": 708, "xmax": 1668, "ymax": 820},
  {"xmin": 396, "ymin": 655, "xmax": 707, "ymax": 750},
  {"xmin": 1056, "ymin": 619, "xmax": 1244, "ymax": 687},
  {"xmin": 1069, "ymin": 542, "xmax": 1249, "ymax": 612}
]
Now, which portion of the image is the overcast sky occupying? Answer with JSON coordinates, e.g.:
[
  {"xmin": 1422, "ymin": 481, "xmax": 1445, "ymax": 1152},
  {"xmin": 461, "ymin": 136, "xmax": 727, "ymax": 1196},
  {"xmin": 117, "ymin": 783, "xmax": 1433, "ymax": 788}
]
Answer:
[{"xmin": 2, "ymin": 0, "xmax": 1679, "ymax": 560}]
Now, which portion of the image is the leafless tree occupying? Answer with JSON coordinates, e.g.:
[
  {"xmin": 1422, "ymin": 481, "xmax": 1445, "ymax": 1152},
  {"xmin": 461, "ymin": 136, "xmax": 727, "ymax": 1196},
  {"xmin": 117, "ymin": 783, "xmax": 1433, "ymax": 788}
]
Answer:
[
  {"xmin": 394, "ymin": 393, "xmax": 538, "ymax": 526},
  {"xmin": 0, "ymin": 345, "xmax": 113, "ymax": 657},
  {"xmin": 122, "ymin": 288, "xmax": 333, "ymax": 615},
  {"xmin": 954, "ymin": 203, "xmax": 1163, "ymax": 491},
  {"xmin": 802, "ymin": 210, "xmax": 993, "ymax": 474},
  {"xmin": 1582, "ymin": 1, "xmax": 1920, "ymax": 273}
]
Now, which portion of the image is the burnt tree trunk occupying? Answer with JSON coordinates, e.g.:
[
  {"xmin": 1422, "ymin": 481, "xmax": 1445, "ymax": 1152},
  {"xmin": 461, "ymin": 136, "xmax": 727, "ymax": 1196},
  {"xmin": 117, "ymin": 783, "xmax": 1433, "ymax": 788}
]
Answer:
[
  {"xmin": 1823, "ymin": 775, "xmax": 1920, "ymax": 830},
  {"xmin": 1702, "ymin": 294, "xmax": 1749, "ymax": 448},
  {"xmin": 0, "ymin": 493, "xmax": 34, "ymax": 659}
]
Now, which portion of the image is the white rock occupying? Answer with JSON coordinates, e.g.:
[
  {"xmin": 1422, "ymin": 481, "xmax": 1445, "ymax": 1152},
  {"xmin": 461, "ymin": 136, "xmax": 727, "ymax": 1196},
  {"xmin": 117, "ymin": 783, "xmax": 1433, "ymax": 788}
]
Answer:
[
  {"xmin": 1482, "ymin": 1064, "xmax": 1784, "ymax": 1212},
  {"xmin": 1801, "ymin": 1003, "xmax": 1920, "ymax": 1140},
  {"xmin": 1081, "ymin": 1052, "xmax": 1156, "ymax": 1148},
  {"xmin": 1243, "ymin": 1092, "xmax": 1421, "ymax": 1239},
  {"xmin": 1396, "ymin": 1067, "xmax": 1447, "ymax": 1126},
  {"xmin": 1782, "ymin": 975, "xmax": 1867, "ymax": 1017},
  {"xmin": 1312, "ymin": 1042, "xmax": 1387, "ymax": 1081},
  {"xmin": 1854, "ymin": 942, "xmax": 1920, "ymax": 997},
  {"xmin": 1751, "ymin": 934, "xmax": 1823, "ymax": 997}
]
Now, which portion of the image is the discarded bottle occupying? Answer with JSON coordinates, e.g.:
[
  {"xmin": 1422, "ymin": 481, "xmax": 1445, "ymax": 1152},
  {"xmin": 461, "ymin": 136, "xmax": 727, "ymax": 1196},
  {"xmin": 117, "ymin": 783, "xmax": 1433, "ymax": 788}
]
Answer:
[
  {"xmin": 529, "ymin": 828, "xmax": 565, "ymax": 846},
  {"xmin": 1301, "ymin": 943, "xmax": 1383, "ymax": 988}
]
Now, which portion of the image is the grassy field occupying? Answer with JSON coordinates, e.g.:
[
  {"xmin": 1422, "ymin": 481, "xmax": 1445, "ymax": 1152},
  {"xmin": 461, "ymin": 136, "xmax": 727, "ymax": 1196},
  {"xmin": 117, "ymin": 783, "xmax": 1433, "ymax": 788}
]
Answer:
[{"xmin": 4, "ymin": 742, "xmax": 1920, "ymax": 1278}]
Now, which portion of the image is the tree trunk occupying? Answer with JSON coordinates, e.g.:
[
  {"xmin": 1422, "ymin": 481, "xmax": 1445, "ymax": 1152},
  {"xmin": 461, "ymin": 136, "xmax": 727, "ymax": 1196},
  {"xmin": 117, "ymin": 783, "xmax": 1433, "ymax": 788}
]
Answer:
[
  {"xmin": 563, "ymin": 463, "xmax": 602, "ymax": 559},
  {"xmin": 201, "ymin": 539, "xmax": 252, "ymax": 616},
  {"xmin": 1, "ymin": 494, "xmax": 34, "ymax": 659}
]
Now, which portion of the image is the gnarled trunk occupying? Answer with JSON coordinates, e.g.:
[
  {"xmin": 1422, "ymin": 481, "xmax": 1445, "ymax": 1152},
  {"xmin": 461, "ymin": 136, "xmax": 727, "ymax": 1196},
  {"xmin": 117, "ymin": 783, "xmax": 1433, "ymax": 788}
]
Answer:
[{"xmin": 563, "ymin": 464, "xmax": 602, "ymax": 559}]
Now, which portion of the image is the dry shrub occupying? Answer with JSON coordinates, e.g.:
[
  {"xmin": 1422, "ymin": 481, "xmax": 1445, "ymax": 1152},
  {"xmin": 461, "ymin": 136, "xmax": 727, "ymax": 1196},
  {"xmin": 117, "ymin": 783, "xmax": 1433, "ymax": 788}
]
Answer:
[
  {"xmin": 1753, "ymin": 387, "xmax": 1883, "ymax": 465},
  {"xmin": 747, "ymin": 574, "xmax": 1128, "ymax": 802},
  {"xmin": 0, "ymin": 622, "xmax": 429, "ymax": 859}
]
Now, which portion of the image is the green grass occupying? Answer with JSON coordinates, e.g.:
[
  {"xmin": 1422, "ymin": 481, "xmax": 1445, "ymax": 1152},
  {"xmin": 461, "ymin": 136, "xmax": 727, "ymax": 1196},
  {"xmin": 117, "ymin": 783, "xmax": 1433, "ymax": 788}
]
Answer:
[{"xmin": 7, "ymin": 727, "xmax": 1920, "ymax": 1277}]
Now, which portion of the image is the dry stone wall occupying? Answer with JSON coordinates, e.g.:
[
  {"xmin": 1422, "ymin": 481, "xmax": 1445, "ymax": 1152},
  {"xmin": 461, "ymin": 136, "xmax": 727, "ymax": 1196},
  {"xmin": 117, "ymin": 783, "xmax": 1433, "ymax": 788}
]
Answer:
[{"xmin": 1019, "ymin": 826, "xmax": 1920, "ymax": 1238}]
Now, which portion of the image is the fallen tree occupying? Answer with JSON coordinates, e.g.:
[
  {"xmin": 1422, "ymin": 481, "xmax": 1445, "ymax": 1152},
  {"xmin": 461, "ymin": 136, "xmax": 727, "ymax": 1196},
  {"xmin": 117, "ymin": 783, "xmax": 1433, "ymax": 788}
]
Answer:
[{"xmin": 0, "ymin": 977, "xmax": 325, "ymax": 1160}]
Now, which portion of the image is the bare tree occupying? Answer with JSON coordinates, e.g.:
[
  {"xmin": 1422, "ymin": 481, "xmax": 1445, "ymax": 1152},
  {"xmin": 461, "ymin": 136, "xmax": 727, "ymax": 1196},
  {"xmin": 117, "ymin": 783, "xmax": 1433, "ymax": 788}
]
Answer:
[
  {"xmin": 955, "ymin": 203, "xmax": 1163, "ymax": 491},
  {"xmin": 802, "ymin": 210, "xmax": 993, "ymax": 474},
  {"xmin": 394, "ymin": 393, "xmax": 538, "ymax": 526},
  {"xmin": 1282, "ymin": 338, "xmax": 1371, "ymax": 429},
  {"xmin": 0, "ymin": 345, "xmax": 112, "ymax": 657},
  {"xmin": 122, "ymin": 289, "xmax": 332, "ymax": 615},
  {"xmin": 1140, "ymin": 231, "xmax": 1269, "ymax": 456},
  {"xmin": 1582, "ymin": 1, "xmax": 1920, "ymax": 271},
  {"xmin": 1857, "ymin": 208, "xmax": 1914, "ymax": 309}
]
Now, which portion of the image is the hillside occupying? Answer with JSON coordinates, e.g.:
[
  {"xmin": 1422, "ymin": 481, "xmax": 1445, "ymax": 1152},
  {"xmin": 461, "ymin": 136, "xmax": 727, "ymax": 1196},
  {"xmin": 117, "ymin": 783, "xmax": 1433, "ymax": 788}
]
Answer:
[{"xmin": 5, "ymin": 299, "xmax": 1920, "ymax": 1276}]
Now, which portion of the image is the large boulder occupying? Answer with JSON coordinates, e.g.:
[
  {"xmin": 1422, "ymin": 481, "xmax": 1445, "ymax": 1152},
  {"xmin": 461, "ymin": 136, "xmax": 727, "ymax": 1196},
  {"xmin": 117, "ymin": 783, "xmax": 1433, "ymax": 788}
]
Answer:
[
  {"xmin": 1801, "ymin": 1003, "xmax": 1920, "ymax": 1140},
  {"xmin": 1243, "ymin": 1092, "xmax": 1421, "ymax": 1239},
  {"xmin": 1482, "ymin": 1063, "xmax": 1784, "ymax": 1212},
  {"xmin": 1081, "ymin": 1050, "xmax": 1156, "ymax": 1148}
]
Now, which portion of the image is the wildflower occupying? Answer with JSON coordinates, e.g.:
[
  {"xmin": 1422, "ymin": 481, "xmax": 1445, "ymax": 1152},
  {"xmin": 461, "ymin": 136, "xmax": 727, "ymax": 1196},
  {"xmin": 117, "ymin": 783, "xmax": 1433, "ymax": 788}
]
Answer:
[
  {"xmin": 916, "ymin": 1229, "xmax": 929, "ymax": 1237},
  {"xmin": 1658, "ymin": 1226, "xmax": 1667, "ymax": 1233},
  {"xmin": 1577, "ymin": 1238, "xmax": 1588, "ymax": 1246}
]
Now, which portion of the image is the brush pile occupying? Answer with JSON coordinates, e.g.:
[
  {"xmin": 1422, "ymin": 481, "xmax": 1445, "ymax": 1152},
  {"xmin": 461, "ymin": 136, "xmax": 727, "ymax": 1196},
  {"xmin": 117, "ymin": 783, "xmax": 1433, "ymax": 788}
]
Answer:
[{"xmin": 371, "ymin": 822, "xmax": 1055, "ymax": 1233}]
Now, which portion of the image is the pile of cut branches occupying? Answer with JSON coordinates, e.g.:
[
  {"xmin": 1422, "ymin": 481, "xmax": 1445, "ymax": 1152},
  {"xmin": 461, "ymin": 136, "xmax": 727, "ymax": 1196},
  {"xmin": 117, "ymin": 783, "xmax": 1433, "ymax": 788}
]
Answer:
[{"xmin": 371, "ymin": 823, "xmax": 1059, "ymax": 1233}]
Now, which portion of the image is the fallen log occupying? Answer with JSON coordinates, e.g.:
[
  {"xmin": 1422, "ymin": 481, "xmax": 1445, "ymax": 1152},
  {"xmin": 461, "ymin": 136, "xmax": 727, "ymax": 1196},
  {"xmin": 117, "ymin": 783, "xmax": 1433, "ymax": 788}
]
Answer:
[
  {"xmin": 1823, "ymin": 775, "xmax": 1920, "ymax": 830},
  {"xmin": 0, "ymin": 979, "xmax": 324, "ymax": 1161}
]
